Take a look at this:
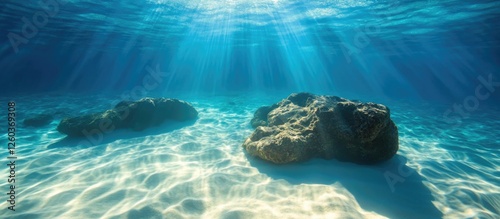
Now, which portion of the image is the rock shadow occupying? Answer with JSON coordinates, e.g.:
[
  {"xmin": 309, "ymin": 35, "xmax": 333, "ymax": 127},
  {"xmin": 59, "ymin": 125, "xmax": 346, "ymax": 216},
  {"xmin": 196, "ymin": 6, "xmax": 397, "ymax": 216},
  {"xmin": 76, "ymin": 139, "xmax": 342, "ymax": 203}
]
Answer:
[
  {"xmin": 247, "ymin": 154, "xmax": 442, "ymax": 219},
  {"xmin": 47, "ymin": 120, "xmax": 196, "ymax": 149}
]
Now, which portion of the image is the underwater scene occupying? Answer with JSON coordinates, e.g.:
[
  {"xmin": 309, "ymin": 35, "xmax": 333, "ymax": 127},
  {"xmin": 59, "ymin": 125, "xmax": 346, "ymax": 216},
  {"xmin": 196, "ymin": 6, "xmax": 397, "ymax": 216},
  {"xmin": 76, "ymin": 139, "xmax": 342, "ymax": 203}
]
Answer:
[{"xmin": 0, "ymin": 0, "xmax": 499, "ymax": 218}]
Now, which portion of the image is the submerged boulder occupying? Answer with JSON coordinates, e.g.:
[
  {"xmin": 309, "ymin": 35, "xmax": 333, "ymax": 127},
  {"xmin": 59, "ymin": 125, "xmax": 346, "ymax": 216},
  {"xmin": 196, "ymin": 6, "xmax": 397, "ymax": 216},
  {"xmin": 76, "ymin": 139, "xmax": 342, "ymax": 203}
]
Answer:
[
  {"xmin": 242, "ymin": 93, "xmax": 398, "ymax": 164},
  {"xmin": 57, "ymin": 98, "xmax": 198, "ymax": 137},
  {"xmin": 250, "ymin": 105, "xmax": 278, "ymax": 128}
]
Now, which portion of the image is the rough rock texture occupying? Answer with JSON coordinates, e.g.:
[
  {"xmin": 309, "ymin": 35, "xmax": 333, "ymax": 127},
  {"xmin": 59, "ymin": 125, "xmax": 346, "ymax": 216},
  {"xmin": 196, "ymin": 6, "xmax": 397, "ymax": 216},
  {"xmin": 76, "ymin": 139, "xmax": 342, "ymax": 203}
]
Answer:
[
  {"xmin": 57, "ymin": 98, "xmax": 198, "ymax": 137},
  {"xmin": 23, "ymin": 114, "xmax": 54, "ymax": 127},
  {"xmin": 250, "ymin": 105, "xmax": 278, "ymax": 128},
  {"xmin": 243, "ymin": 93, "xmax": 398, "ymax": 164}
]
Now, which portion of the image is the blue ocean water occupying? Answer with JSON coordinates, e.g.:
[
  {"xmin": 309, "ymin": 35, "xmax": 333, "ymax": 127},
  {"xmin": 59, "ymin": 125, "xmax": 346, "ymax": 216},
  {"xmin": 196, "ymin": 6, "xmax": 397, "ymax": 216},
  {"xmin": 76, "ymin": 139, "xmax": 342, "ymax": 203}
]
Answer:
[{"xmin": 0, "ymin": 0, "xmax": 499, "ymax": 218}]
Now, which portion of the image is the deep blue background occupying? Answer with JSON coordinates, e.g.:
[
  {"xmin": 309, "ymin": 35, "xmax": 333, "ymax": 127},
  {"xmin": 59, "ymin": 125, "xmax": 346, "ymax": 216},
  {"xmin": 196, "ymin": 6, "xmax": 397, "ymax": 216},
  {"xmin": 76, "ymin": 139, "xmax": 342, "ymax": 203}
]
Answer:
[{"xmin": 1, "ymin": 0, "xmax": 499, "ymax": 104}]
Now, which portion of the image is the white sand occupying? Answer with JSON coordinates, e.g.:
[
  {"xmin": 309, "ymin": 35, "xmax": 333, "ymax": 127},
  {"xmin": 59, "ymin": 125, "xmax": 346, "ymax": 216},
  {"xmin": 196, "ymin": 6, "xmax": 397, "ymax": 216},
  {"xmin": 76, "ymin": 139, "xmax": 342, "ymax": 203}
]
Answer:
[{"xmin": 0, "ymin": 93, "xmax": 498, "ymax": 219}]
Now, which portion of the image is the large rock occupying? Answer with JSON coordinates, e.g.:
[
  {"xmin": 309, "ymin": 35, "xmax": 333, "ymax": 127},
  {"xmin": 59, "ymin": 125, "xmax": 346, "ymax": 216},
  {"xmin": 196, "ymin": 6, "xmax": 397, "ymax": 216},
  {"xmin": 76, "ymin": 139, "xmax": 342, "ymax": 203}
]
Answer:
[
  {"xmin": 250, "ymin": 105, "xmax": 277, "ymax": 128},
  {"xmin": 57, "ymin": 98, "xmax": 198, "ymax": 137},
  {"xmin": 242, "ymin": 93, "xmax": 398, "ymax": 164}
]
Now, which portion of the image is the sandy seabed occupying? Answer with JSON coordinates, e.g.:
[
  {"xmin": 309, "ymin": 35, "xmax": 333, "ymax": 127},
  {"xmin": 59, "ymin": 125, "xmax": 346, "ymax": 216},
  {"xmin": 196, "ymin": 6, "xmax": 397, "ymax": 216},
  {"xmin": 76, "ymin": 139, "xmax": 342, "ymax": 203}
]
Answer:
[{"xmin": 0, "ymin": 93, "xmax": 498, "ymax": 219}]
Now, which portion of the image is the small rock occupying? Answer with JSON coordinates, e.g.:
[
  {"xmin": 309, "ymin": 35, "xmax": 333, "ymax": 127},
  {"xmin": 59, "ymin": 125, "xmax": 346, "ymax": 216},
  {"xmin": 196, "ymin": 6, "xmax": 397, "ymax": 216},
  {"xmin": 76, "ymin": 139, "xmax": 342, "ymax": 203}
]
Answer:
[{"xmin": 57, "ymin": 97, "xmax": 198, "ymax": 137}]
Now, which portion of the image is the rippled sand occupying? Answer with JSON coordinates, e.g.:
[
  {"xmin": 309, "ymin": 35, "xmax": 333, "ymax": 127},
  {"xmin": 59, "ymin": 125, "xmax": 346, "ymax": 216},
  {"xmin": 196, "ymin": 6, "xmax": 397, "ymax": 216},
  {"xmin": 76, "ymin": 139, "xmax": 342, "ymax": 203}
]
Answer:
[{"xmin": 0, "ymin": 93, "xmax": 498, "ymax": 219}]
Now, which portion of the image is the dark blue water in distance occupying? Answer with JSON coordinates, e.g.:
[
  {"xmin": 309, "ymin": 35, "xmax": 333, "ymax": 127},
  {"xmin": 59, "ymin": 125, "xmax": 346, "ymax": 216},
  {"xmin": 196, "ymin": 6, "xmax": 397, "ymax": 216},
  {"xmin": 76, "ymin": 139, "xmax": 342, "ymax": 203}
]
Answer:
[
  {"xmin": 1, "ymin": 0, "xmax": 499, "ymax": 102},
  {"xmin": 0, "ymin": 0, "xmax": 499, "ymax": 219}
]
